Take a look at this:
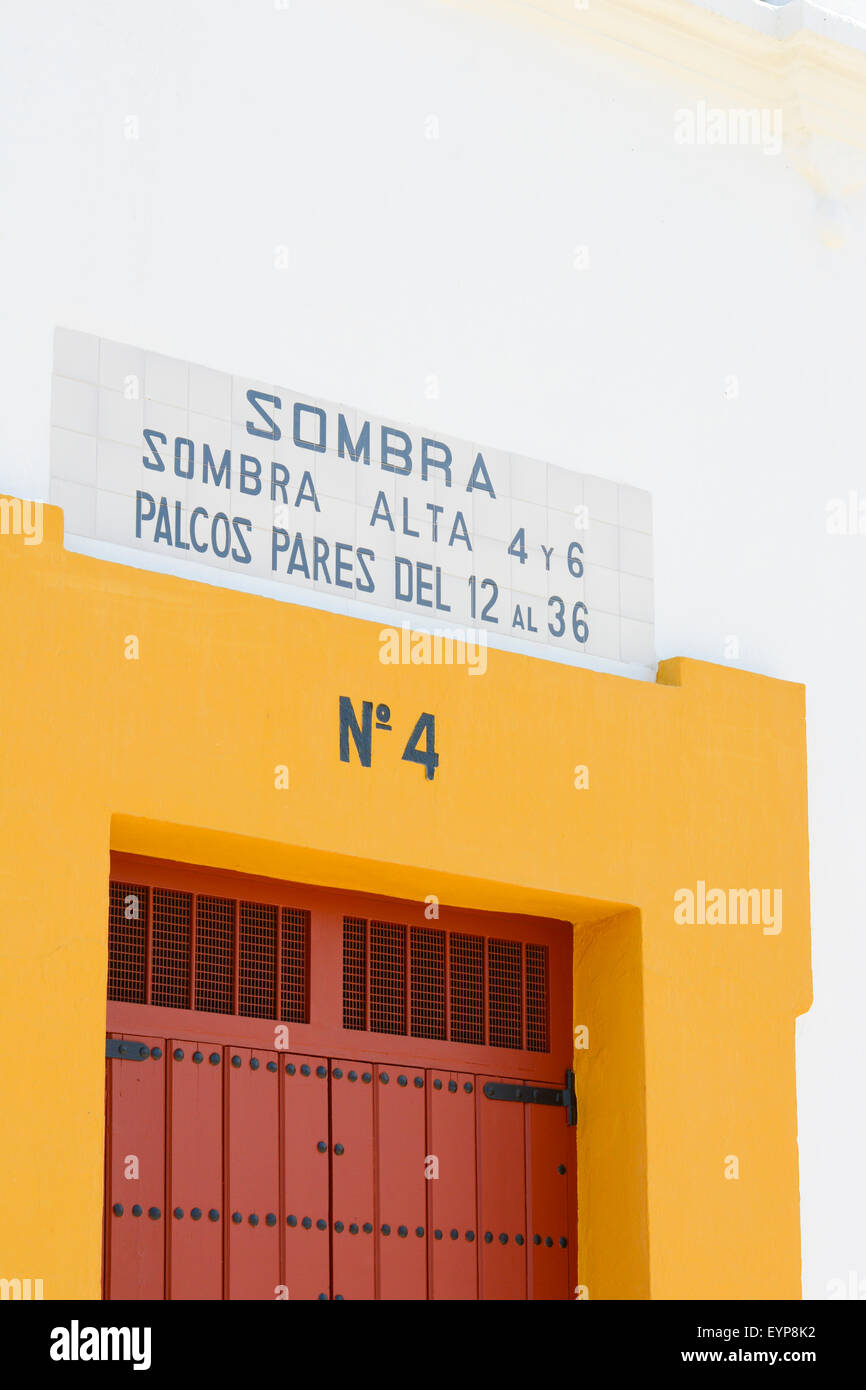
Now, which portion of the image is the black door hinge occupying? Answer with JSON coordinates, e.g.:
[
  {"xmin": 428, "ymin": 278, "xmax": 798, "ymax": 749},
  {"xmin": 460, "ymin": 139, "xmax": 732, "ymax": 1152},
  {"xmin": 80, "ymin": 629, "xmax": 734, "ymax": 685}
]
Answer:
[
  {"xmin": 105, "ymin": 1038, "xmax": 150, "ymax": 1061},
  {"xmin": 483, "ymin": 1069, "xmax": 577, "ymax": 1126}
]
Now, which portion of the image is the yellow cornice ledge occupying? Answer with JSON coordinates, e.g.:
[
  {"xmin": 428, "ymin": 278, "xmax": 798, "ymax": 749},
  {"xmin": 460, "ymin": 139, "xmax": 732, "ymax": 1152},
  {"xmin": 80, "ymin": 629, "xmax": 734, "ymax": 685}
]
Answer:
[{"xmin": 510, "ymin": 0, "xmax": 866, "ymax": 149}]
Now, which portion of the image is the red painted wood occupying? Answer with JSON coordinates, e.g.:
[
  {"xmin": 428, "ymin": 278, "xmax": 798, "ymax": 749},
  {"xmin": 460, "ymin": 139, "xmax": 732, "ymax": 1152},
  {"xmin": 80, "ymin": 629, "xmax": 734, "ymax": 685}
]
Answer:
[
  {"xmin": 375, "ymin": 1064, "xmax": 427, "ymax": 1300},
  {"xmin": 525, "ymin": 1089, "xmax": 571, "ymax": 1300},
  {"xmin": 427, "ymin": 1071, "xmax": 478, "ymax": 1300},
  {"xmin": 225, "ymin": 1046, "xmax": 280, "ymax": 1300},
  {"xmin": 101, "ymin": 1057, "xmax": 109, "ymax": 1300},
  {"xmin": 105, "ymin": 1034, "xmax": 165, "ymax": 1300},
  {"xmin": 330, "ymin": 1058, "xmax": 375, "ymax": 1300},
  {"xmin": 477, "ymin": 1074, "xmax": 528, "ymax": 1300},
  {"xmin": 104, "ymin": 855, "xmax": 577, "ymax": 1301},
  {"xmin": 108, "ymin": 852, "xmax": 572, "ymax": 1085},
  {"xmin": 281, "ymin": 1053, "xmax": 330, "ymax": 1301},
  {"xmin": 166, "ymin": 1039, "xmax": 223, "ymax": 1300}
]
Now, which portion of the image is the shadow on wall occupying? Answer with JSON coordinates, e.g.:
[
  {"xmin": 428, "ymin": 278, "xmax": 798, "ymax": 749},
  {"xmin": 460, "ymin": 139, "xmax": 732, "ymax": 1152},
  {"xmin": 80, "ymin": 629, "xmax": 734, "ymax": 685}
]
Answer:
[{"xmin": 573, "ymin": 908, "xmax": 650, "ymax": 1300}]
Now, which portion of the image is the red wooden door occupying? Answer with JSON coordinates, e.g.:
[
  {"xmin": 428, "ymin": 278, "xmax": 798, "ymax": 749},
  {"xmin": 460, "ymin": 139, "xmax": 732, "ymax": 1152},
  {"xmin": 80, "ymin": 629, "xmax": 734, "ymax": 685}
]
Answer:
[
  {"xmin": 282, "ymin": 1053, "xmax": 330, "ymax": 1301},
  {"xmin": 526, "ymin": 1092, "xmax": 573, "ymax": 1300},
  {"xmin": 104, "ymin": 858, "xmax": 576, "ymax": 1301},
  {"xmin": 477, "ymin": 1074, "xmax": 528, "ymax": 1300},
  {"xmin": 225, "ymin": 1046, "xmax": 280, "ymax": 1300},
  {"xmin": 428, "ymin": 1071, "xmax": 479, "ymax": 1299},
  {"xmin": 104, "ymin": 1035, "xmax": 165, "ymax": 1300},
  {"xmin": 167, "ymin": 1039, "xmax": 223, "ymax": 1299},
  {"xmin": 375, "ymin": 1064, "xmax": 428, "ymax": 1300},
  {"xmin": 330, "ymin": 1058, "xmax": 375, "ymax": 1300}
]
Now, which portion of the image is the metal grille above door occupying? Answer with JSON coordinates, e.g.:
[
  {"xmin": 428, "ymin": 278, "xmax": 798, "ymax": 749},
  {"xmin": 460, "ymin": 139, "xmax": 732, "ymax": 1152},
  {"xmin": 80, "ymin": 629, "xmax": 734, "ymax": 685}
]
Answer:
[
  {"xmin": 107, "ymin": 879, "xmax": 309, "ymax": 1023},
  {"xmin": 107, "ymin": 856, "xmax": 567, "ymax": 1078},
  {"xmin": 342, "ymin": 917, "xmax": 550, "ymax": 1053}
]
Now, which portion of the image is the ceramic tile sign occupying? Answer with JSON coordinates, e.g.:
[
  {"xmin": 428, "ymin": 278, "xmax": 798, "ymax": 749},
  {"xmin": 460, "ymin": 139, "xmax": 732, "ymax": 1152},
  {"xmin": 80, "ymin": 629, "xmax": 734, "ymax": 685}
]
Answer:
[{"xmin": 49, "ymin": 329, "xmax": 654, "ymax": 669}]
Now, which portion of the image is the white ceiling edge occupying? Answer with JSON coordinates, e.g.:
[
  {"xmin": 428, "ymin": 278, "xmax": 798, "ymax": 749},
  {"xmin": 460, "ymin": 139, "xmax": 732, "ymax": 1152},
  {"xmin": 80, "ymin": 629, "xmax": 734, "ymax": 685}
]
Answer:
[{"xmin": 684, "ymin": 0, "xmax": 866, "ymax": 53}]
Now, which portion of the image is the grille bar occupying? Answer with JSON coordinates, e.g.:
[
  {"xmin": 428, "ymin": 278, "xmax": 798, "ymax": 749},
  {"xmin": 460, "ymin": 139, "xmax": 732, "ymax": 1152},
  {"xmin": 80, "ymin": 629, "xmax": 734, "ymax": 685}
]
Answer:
[
  {"xmin": 195, "ymin": 895, "xmax": 234, "ymax": 1013},
  {"xmin": 107, "ymin": 880, "xmax": 309, "ymax": 1023},
  {"xmin": 450, "ymin": 932, "xmax": 484, "ymax": 1046},
  {"xmin": 370, "ymin": 920, "xmax": 407, "ymax": 1035},
  {"xmin": 342, "ymin": 916, "xmax": 367, "ymax": 1029},
  {"xmin": 345, "ymin": 917, "xmax": 549, "ymax": 1052},
  {"xmin": 151, "ymin": 888, "xmax": 191, "ymax": 1009},
  {"xmin": 410, "ymin": 926, "xmax": 446, "ymax": 1039},
  {"xmin": 107, "ymin": 881, "xmax": 148, "ymax": 1004},
  {"xmin": 488, "ymin": 938, "xmax": 522, "ymax": 1049},
  {"xmin": 526, "ymin": 943, "xmax": 550, "ymax": 1052}
]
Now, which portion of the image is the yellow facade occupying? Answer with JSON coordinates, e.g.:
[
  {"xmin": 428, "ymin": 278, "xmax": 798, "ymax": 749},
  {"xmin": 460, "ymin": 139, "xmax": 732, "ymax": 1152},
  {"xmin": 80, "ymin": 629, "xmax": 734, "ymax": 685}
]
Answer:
[{"xmin": 0, "ymin": 498, "xmax": 811, "ymax": 1299}]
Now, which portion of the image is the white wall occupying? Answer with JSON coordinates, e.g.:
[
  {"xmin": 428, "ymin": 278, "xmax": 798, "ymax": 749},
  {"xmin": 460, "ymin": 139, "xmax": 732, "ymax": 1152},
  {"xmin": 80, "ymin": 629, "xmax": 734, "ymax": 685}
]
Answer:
[{"xmin": 1, "ymin": 0, "xmax": 863, "ymax": 1298}]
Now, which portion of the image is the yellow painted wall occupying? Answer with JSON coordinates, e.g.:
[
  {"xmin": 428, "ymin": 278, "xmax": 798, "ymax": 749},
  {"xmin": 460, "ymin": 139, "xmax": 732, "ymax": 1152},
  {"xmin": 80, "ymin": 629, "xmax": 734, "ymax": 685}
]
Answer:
[{"xmin": 0, "ymin": 500, "xmax": 811, "ymax": 1299}]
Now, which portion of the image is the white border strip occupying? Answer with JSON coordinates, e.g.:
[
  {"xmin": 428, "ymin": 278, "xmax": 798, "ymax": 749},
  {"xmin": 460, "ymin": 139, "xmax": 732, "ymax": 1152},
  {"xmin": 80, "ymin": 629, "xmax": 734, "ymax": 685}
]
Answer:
[{"xmin": 62, "ymin": 531, "xmax": 657, "ymax": 683}]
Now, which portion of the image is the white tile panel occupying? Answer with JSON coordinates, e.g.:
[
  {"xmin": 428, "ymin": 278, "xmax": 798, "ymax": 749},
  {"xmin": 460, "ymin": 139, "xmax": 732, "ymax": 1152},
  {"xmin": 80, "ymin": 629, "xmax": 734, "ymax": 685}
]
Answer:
[
  {"xmin": 53, "ymin": 327, "xmax": 99, "ymax": 384},
  {"xmin": 620, "ymin": 572, "xmax": 654, "ymax": 623},
  {"xmin": 585, "ymin": 563, "xmax": 621, "ymax": 617},
  {"xmin": 620, "ymin": 618, "xmax": 655, "ymax": 666},
  {"xmin": 547, "ymin": 463, "xmax": 583, "ymax": 514},
  {"xmin": 509, "ymin": 453, "xmax": 546, "ymax": 505},
  {"xmin": 619, "ymin": 485, "xmax": 653, "ymax": 535},
  {"xmin": 50, "ymin": 477, "xmax": 96, "ymax": 534},
  {"xmin": 189, "ymin": 365, "xmax": 232, "ymax": 420},
  {"xmin": 98, "ymin": 388, "xmax": 143, "ymax": 448},
  {"xmin": 51, "ymin": 377, "xmax": 98, "ymax": 434},
  {"xmin": 96, "ymin": 439, "xmax": 142, "ymax": 496},
  {"xmin": 99, "ymin": 338, "xmax": 144, "ymax": 394},
  {"xmin": 621, "ymin": 528, "xmax": 654, "ymax": 579},
  {"xmin": 49, "ymin": 330, "xmax": 655, "ymax": 674},
  {"xmin": 96, "ymin": 487, "xmax": 138, "ymax": 546},
  {"xmin": 584, "ymin": 474, "xmax": 620, "ymax": 526},
  {"xmin": 583, "ymin": 518, "xmax": 619, "ymax": 571},
  {"xmin": 50, "ymin": 427, "xmax": 97, "ymax": 487},
  {"xmin": 145, "ymin": 352, "xmax": 189, "ymax": 409},
  {"xmin": 584, "ymin": 607, "xmax": 619, "ymax": 662}
]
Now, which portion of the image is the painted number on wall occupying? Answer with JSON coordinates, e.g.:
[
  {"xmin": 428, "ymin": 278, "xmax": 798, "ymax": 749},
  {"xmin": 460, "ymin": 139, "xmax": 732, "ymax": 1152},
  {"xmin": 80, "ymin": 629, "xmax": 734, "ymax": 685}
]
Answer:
[{"xmin": 339, "ymin": 697, "xmax": 439, "ymax": 781}]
